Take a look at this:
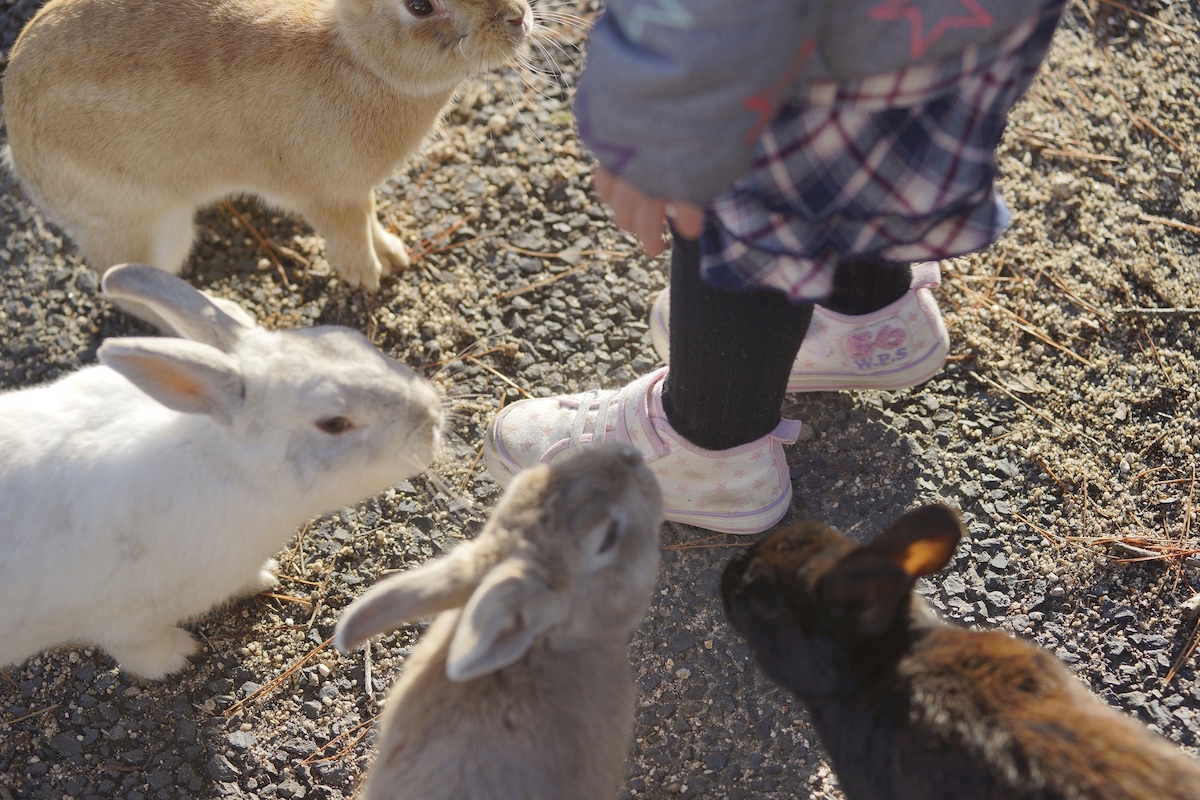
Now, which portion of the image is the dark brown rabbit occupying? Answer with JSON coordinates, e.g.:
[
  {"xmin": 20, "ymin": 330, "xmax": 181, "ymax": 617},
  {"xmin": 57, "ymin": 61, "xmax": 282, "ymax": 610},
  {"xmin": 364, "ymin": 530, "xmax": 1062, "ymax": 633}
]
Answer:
[{"xmin": 721, "ymin": 504, "xmax": 1200, "ymax": 800}]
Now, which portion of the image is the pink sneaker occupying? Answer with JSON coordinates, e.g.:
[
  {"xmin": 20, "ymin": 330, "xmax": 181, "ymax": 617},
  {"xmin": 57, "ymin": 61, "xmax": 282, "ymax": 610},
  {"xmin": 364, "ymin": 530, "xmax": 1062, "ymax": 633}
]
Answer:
[
  {"xmin": 649, "ymin": 262, "xmax": 950, "ymax": 392},
  {"xmin": 483, "ymin": 368, "xmax": 801, "ymax": 535}
]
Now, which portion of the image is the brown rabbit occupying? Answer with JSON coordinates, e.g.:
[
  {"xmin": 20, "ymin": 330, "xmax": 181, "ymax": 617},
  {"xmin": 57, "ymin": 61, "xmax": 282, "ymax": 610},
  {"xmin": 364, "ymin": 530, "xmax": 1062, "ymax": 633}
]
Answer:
[
  {"xmin": 334, "ymin": 443, "xmax": 664, "ymax": 800},
  {"xmin": 2, "ymin": 0, "xmax": 531, "ymax": 289},
  {"xmin": 721, "ymin": 504, "xmax": 1200, "ymax": 800}
]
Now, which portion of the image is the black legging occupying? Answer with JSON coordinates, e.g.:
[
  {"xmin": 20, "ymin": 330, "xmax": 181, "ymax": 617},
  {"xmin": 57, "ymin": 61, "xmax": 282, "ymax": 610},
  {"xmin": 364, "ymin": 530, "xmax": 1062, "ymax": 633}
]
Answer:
[{"xmin": 661, "ymin": 234, "xmax": 911, "ymax": 451}]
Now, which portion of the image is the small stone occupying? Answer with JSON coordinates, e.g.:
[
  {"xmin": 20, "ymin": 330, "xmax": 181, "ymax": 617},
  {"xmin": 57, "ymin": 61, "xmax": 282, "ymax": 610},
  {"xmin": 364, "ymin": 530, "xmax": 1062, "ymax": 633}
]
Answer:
[
  {"xmin": 207, "ymin": 754, "xmax": 240, "ymax": 782},
  {"xmin": 985, "ymin": 591, "xmax": 1012, "ymax": 611},
  {"xmin": 276, "ymin": 778, "xmax": 305, "ymax": 798},
  {"xmin": 228, "ymin": 730, "xmax": 256, "ymax": 751},
  {"xmin": 942, "ymin": 575, "xmax": 967, "ymax": 596},
  {"xmin": 147, "ymin": 770, "xmax": 173, "ymax": 790},
  {"xmin": 49, "ymin": 731, "xmax": 82, "ymax": 758},
  {"xmin": 668, "ymin": 631, "xmax": 695, "ymax": 653},
  {"xmin": 1182, "ymin": 593, "xmax": 1200, "ymax": 622},
  {"xmin": 280, "ymin": 737, "xmax": 317, "ymax": 757}
]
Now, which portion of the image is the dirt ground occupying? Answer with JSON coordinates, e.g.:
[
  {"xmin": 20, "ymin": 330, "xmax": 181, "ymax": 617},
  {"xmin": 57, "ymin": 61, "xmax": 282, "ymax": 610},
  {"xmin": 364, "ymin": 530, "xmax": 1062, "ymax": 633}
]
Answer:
[{"xmin": 1, "ymin": 1, "xmax": 1199, "ymax": 798}]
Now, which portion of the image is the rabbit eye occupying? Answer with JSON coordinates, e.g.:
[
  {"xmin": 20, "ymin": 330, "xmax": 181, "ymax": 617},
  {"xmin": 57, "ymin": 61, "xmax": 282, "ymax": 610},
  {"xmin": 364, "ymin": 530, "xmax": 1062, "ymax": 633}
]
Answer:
[
  {"xmin": 597, "ymin": 520, "xmax": 621, "ymax": 554},
  {"xmin": 317, "ymin": 416, "xmax": 355, "ymax": 434},
  {"xmin": 404, "ymin": 0, "xmax": 435, "ymax": 16}
]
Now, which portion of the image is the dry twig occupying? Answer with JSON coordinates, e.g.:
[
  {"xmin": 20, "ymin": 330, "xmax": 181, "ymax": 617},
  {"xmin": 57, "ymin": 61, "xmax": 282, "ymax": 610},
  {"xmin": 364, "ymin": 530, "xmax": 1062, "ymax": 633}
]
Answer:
[
  {"xmin": 970, "ymin": 370, "xmax": 1102, "ymax": 450},
  {"xmin": 1138, "ymin": 213, "xmax": 1200, "ymax": 236},
  {"xmin": 1092, "ymin": 0, "xmax": 1186, "ymax": 38},
  {"xmin": 222, "ymin": 201, "xmax": 308, "ymax": 284},
  {"xmin": 0, "ymin": 703, "xmax": 61, "ymax": 728},
  {"xmin": 1165, "ymin": 617, "xmax": 1200, "ymax": 687},
  {"xmin": 495, "ymin": 245, "xmax": 627, "ymax": 299},
  {"xmin": 957, "ymin": 283, "xmax": 1094, "ymax": 367},
  {"xmin": 465, "ymin": 355, "xmax": 531, "ymax": 399},
  {"xmin": 301, "ymin": 713, "xmax": 382, "ymax": 765},
  {"xmin": 1114, "ymin": 307, "xmax": 1200, "ymax": 317},
  {"xmin": 224, "ymin": 637, "xmax": 333, "ymax": 718}
]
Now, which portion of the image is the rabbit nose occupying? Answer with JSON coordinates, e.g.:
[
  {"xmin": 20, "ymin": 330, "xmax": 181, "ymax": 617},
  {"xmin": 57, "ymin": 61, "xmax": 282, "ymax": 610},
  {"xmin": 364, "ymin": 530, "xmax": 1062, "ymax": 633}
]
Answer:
[{"xmin": 508, "ymin": 11, "xmax": 528, "ymax": 29}]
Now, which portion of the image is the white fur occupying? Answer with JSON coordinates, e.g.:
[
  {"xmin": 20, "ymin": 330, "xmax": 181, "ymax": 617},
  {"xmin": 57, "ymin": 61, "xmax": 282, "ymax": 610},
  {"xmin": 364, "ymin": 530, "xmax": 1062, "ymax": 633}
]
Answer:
[
  {"xmin": 0, "ymin": 264, "xmax": 443, "ymax": 679},
  {"xmin": 335, "ymin": 444, "xmax": 663, "ymax": 800}
]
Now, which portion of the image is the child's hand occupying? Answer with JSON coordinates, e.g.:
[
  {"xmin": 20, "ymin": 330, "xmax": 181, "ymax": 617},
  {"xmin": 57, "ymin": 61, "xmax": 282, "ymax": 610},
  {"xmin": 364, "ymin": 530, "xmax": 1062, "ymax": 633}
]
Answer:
[{"xmin": 593, "ymin": 166, "xmax": 703, "ymax": 257}]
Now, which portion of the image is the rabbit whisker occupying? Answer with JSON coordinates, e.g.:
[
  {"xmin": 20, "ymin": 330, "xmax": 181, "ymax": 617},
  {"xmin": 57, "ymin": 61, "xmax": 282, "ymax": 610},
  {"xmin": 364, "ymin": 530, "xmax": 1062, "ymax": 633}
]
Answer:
[
  {"xmin": 528, "ymin": 41, "xmax": 569, "ymax": 88},
  {"xmin": 531, "ymin": 30, "xmax": 575, "ymax": 64},
  {"xmin": 505, "ymin": 82, "xmax": 553, "ymax": 153}
]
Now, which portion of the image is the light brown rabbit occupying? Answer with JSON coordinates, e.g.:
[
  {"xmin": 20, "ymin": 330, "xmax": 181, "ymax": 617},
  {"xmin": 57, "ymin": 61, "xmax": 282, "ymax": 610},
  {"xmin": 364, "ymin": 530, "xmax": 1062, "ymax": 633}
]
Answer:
[
  {"xmin": 334, "ymin": 443, "xmax": 663, "ymax": 800},
  {"xmin": 2, "ymin": 0, "xmax": 531, "ymax": 289}
]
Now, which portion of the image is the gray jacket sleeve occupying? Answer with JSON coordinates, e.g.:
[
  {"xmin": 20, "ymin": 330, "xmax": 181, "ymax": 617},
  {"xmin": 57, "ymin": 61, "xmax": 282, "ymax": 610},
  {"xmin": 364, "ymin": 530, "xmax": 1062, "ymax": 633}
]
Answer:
[
  {"xmin": 573, "ymin": 0, "xmax": 1053, "ymax": 206},
  {"xmin": 573, "ymin": 0, "xmax": 812, "ymax": 206}
]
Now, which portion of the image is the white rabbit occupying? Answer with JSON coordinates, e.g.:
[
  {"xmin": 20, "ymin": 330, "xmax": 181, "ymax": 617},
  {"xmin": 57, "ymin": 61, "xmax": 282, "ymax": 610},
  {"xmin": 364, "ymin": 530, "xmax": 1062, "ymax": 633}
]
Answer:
[
  {"xmin": 334, "ymin": 443, "xmax": 663, "ymax": 800},
  {"xmin": 1, "ymin": 0, "xmax": 533, "ymax": 289},
  {"xmin": 0, "ymin": 264, "xmax": 444, "ymax": 680}
]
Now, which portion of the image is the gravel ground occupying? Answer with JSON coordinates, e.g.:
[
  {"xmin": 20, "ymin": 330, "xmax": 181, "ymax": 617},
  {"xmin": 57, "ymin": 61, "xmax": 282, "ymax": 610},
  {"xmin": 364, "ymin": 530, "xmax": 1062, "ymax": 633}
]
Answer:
[{"xmin": 2, "ymin": 1, "xmax": 1199, "ymax": 798}]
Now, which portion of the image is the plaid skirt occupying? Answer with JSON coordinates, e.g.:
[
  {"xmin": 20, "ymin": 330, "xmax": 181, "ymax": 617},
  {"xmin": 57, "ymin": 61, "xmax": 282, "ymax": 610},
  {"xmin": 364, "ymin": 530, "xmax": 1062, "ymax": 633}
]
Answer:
[{"xmin": 699, "ymin": 0, "xmax": 1067, "ymax": 302}]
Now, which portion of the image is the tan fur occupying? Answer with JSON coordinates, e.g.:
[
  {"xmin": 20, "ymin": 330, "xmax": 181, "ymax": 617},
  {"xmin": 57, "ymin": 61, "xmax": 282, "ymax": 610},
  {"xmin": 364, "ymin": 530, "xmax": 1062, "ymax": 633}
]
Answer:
[
  {"xmin": 906, "ymin": 627, "xmax": 1200, "ymax": 800},
  {"xmin": 366, "ymin": 611, "xmax": 636, "ymax": 800},
  {"xmin": 2, "ymin": 0, "xmax": 530, "ymax": 288}
]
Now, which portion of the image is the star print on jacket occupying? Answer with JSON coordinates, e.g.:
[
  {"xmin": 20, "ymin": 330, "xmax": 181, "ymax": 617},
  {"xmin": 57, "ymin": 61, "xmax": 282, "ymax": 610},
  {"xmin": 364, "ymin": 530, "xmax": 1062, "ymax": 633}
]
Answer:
[
  {"xmin": 869, "ymin": 0, "xmax": 995, "ymax": 59},
  {"xmin": 743, "ymin": 40, "xmax": 816, "ymax": 145},
  {"xmin": 617, "ymin": 0, "xmax": 695, "ymax": 42}
]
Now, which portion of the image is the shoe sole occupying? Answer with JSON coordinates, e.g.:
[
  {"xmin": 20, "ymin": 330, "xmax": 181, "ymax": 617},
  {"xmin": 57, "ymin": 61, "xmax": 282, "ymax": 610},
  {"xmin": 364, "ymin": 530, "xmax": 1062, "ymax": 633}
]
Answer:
[
  {"xmin": 482, "ymin": 422, "xmax": 521, "ymax": 489},
  {"xmin": 662, "ymin": 481, "xmax": 793, "ymax": 535}
]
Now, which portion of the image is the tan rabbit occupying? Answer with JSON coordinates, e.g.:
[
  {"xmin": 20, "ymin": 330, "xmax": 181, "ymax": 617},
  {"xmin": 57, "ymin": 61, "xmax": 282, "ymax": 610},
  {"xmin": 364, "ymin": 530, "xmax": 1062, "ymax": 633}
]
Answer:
[
  {"xmin": 334, "ymin": 443, "xmax": 664, "ymax": 800},
  {"xmin": 1, "ymin": 0, "xmax": 531, "ymax": 289}
]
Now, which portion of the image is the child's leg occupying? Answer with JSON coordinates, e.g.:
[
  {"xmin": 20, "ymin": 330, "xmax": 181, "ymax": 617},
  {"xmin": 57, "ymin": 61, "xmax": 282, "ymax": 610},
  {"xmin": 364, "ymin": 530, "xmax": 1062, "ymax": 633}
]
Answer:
[
  {"xmin": 483, "ymin": 233, "xmax": 807, "ymax": 534},
  {"xmin": 822, "ymin": 258, "xmax": 912, "ymax": 316},
  {"xmin": 662, "ymin": 234, "xmax": 811, "ymax": 451},
  {"xmin": 648, "ymin": 255, "xmax": 947, "ymax": 393}
]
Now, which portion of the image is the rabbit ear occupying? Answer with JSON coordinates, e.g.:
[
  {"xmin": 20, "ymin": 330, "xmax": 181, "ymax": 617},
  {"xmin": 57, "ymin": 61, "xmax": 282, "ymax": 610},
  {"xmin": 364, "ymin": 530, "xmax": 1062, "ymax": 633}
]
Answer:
[
  {"xmin": 98, "ymin": 338, "xmax": 245, "ymax": 424},
  {"xmin": 819, "ymin": 559, "xmax": 911, "ymax": 638},
  {"xmin": 445, "ymin": 560, "xmax": 568, "ymax": 683},
  {"xmin": 819, "ymin": 505, "xmax": 963, "ymax": 637},
  {"xmin": 202, "ymin": 294, "xmax": 259, "ymax": 330},
  {"xmin": 334, "ymin": 543, "xmax": 484, "ymax": 653},
  {"xmin": 867, "ymin": 504, "xmax": 963, "ymax": 579},
  {"xmin": 101, "ymin": 264, "xmax": 251, "ymax": 351}
]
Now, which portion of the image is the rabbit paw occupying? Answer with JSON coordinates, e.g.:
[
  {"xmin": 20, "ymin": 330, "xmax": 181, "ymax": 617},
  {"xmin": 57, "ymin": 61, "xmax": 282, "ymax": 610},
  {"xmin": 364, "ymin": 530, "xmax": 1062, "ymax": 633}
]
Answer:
[
  {"xmin": 247, "ymin": 558, "xmax": 281, "ymax": 595},
  {"xmin": 372, "ymin": 219, "xmax": 410, "ymax": 275},
  {"xmin": 335, "ymin": 256, "xmax": 385, "ymax": 291},
  {"xmin": 112, "ymin": 627, "xmax": 199, "ymax": 681}
]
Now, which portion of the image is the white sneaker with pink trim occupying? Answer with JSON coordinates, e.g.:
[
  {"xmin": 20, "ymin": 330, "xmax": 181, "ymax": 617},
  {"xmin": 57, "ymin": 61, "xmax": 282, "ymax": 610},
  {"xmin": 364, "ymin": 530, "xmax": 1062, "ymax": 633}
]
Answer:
[
  {"xmin": 483, "ymin": 368, "xmax": 801, "ymax": 535},
  {"xmin": 650, "ymin": 262, "xmax": 950, "ymax": 392}
]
